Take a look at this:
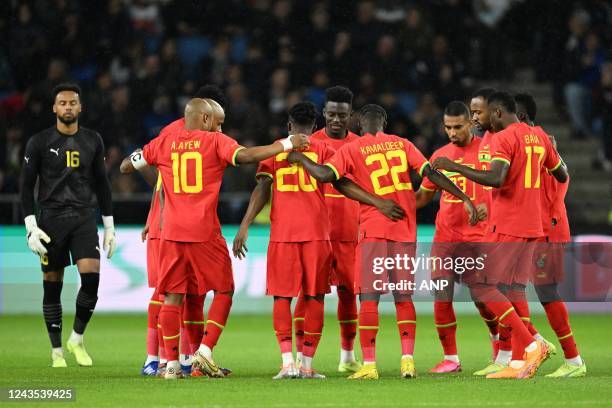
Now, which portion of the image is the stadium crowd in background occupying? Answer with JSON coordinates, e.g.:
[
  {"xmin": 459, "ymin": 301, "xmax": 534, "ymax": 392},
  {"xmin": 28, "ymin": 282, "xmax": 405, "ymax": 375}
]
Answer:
[{"xmin": 0, "ymin": 0, "xmax": 610, "ymax": 198}]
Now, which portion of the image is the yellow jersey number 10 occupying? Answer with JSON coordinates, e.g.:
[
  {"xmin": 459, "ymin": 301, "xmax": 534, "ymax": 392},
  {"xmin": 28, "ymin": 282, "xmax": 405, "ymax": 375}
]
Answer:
[{"xmin": 171, "ymin": 151, "xmax": 203, "ymax": 193}]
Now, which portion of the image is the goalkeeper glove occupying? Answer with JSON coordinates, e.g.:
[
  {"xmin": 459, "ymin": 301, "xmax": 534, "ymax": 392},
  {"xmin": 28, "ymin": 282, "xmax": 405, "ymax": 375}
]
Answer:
[{"xmin": 24, "ymin": 215, "xmax": 51, "ymax": 257}]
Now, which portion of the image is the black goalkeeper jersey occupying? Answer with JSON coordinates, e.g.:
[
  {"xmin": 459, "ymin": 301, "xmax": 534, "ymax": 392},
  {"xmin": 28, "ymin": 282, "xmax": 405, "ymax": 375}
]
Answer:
[{"xmin": 20, "ymin": 126, "xmax": 112, "ymax": 217}]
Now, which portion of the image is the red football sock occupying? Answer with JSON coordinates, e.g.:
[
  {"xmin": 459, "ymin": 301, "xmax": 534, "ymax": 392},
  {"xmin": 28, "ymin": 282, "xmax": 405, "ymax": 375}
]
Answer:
[
  {"xmin": 396, "ymin": 301, "xmax": 417, "ymax": 356},
  {"xmin": 159, "ymin": 304, "xmax": 182, "ymax": 362},
  {"xmin": 543, "ymin": 301, "xmax": 579, "ymax": 359},
  {"xmin": 294, "ymin": 294, "xmax": 305, "ymax": 353},
  {"xmin": 359, "ymin": 300, "xmax": 379, "ymax": 363},
  {"xmin": 488, "ymin": 302, "xmax": 534, "ymax": 359},
  {"xmin": 473, "ymin": 285, "xmax": 534, "ymax": 358},
  {"xmin": 508, "ymin": 288, "xmax": 538, "ymax": 336},
  {"xmin": 146, "ymin": 289, "xmax": 162, "ymax": 356},
  {"xmin": 474, "ymin": 301, "xmax": 499, "ymax": 337},
  {"xmin": 183, "ymin": 294, "xmax": 205, "ymax": 354},
  {"xmin": 434, "ymin": 300, "xmax": 457, "ymax": 356},
  {"xmin": 273, "ymin": 298, "xmax": 293, "ymax": 354},
  {"xmin": 201, "ymin": 293, "xmax": 232, "ymax": 351},
  {"xmin": 337, "ymin": 289, "xmax": 357, "ymax": 351},
  {"xmin": 303, "ymin": 297, "xmax": 325, "ymax": 358}
]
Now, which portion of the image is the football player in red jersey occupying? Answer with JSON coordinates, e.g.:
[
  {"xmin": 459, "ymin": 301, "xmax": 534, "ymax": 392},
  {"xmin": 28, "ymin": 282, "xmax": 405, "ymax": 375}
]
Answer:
[
  {"xmin": 293, "ymin": 86, "xmax": 362, "ymax": 373},
  {"xmin": 121, "ymin": 98, "xmax": 310, "ymax": 379},
  {"xmin": 233, "ymin": 102, "xmax": 404, "ymax": 379},
  {"xmin": 415, "ymin": 101, "xmax": 490, "ymax": 373},
  {"xmin": 288, "ymin": 104, "xmax": 477, "ymax": 379},
  {"xmin": 433, "ymin": 91, "xmax": 568, "ymax": 379},
  {"xmin": 515, "ymin": 92, "xmax": 585, "ymax": 377}
]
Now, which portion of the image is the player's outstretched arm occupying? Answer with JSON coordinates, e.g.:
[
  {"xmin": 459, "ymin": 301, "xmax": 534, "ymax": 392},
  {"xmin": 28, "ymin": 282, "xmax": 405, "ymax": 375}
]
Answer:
[
  {"xmin": 286, "ymin": 151, "xmax": 336, "ymax": 183},
  {"xmin": 332, "ymin": 177, "xmax": 405, "ymax": 221},
  {"xmin": 119, "ymin": 149, "xmax": 158, "ymax": 186},
  {"xmin": 415, "ymin": 188, "xmax": 436, "ymax": 210},
  {"xmin": 235, "ymin": 134, "xmax": 310, "ymax": 164},
  {"xmin": 233, "ymin": 177, "xmax": 273, "ymax": 259},
  {"xmin": 432, "ymin": 157, "xmax": 509, "ymax": 188},
  {"xmin": 423, "ymin": 164, "xmax": 478, "ymax": 225}
]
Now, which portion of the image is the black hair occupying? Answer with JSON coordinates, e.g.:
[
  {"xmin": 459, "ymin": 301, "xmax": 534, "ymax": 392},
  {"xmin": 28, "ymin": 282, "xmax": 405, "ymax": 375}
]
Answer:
[
  {"xmin": 359, "ymin": 104, "xmax": 387, "ymax": 121},
  {"xmin": 288, "ymin": 101, "xmax": 317, "ymax": 126},
  {"xmin": 444, "ymin": 100, "xmax": 470, "ymax": 119},
  {"xmin": 514, "ymin": 92, "xmax": 537, "ymax": 121},
  {"xmin": 471, "ymin": 88, "xmax": 496, "ymax": 100},
  {"xmin": 325, "ymin": 85, "xmax": 353, "ymax": 105},
  {"xmin": 52, "ymin": 83, "xmax": 82, "ymax": 100},
  {"xmin": 487, "ymin": 91, "xmax": 516, "ymax": 114},
  {"xmin": 195, "ymin": 85, "xmax": 227, "ymax": 109}
]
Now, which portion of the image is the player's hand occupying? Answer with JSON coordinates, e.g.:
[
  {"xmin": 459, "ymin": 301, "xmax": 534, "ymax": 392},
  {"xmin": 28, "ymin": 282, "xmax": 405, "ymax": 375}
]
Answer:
[
  {"xmin": 464, "ymin": 200, "xmax": 478, "ymax": 226},
  {"xmin": 476, "ymin": 203, "xmax": 488, "ymax": 221},
  {"xmin": 287, "ymin": 151, "xmax": 305, "ymax": 164},
  {"xmin": 432, "ymin": 157, "xmax": 456, "ymax": 172},
  {"xmin": 24, "ymin": 216, "xmax": 51, "ymax": 257},
  {"xmin": 289, "ymin": 134, "xmax": 310, "ymax": 150},
  {"xmin": 102, "ymin": 216, "xmax": 117, "ymax": 259},
  {"xmin": 141, "ymin": 224, "xmax": 149, "ymax": 242},
  {"xmin": 232, "ymin": 226, "xmax": 249, "ymax": 260},
  {"xmin": 374, "ymin": 199, "xmax": 406, "ymax": 221}
]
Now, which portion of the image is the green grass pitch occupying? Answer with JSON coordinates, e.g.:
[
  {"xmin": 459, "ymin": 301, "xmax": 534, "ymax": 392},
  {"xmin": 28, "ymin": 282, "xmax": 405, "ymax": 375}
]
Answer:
[{"xmin": 1, "ymin": 313, "xmax": 611, "ymax": 407}]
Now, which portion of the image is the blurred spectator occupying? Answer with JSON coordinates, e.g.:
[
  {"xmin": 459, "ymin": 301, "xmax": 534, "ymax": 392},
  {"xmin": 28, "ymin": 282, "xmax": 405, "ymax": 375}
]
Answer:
[
  {"xmin": 593, "ymin": 60, "xmax": 612, "ymax": 171},
  {"xmin": 564, "ymin": 29, "xmax": 606, "ymax": 139}
]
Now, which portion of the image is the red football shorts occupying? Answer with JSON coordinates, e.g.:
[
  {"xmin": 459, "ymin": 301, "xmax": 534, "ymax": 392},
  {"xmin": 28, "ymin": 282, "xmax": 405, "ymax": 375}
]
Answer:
[
  {"xmin": 266, "ymin": 241, "xmax": 332, "ymax": 297},
  {"xmin": 355, "ymin": 237, "xmax": 416, "ymax": 295},
  {"xmin": 429, "ymin": 241, "xmax": 485, "ymax": 287},
  {"xmin": 480, "ymin": 231, "xmax": 544, "ymax": 285},
  {"xmin": 329, "ymin": 240, "xmax": 357, "ymax": 293},
  {"xmin": 532, "ymin": 239, "xmax": 566, "ymax": 285},
  {"xmin": 157, "ymin": 236, "xmax": 234, "ymax": 295},
  {"xmin": 146, "ymin": 237, "xmax": 160, "ymax": 288}
]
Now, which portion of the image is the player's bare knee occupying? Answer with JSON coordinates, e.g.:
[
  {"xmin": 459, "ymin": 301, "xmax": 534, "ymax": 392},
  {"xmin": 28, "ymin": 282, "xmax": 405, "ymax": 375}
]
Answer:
[
  {"xmin": 43, "ymin": 270, "xmax": 64, "ymax": 282},
  {"xmin": 359, "ymin": 293, "xmax": 380, "ymax": 302},
  {"xmin": 535, "ymin": 284, "xmax": 561, "ymax": 303},
  {"xmin": 164, "ymin": 293, "xmax": 184, "ymax": 306},
  {"xmin": 76, "ymin": 258, "xmax": 100, "ymax": 274}
]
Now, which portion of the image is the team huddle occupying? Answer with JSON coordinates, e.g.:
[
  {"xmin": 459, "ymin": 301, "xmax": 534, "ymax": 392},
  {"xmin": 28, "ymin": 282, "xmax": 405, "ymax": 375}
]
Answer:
[{"xmin": 22, "ymin": 82, "xmax": 586, "ymax": 381}]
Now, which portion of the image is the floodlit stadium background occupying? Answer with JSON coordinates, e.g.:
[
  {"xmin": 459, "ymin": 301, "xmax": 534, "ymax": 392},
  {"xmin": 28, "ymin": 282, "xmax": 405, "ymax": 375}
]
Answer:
[{"xmin": 0, "ymin": 1, "xmax": 610, "ymax": 313}]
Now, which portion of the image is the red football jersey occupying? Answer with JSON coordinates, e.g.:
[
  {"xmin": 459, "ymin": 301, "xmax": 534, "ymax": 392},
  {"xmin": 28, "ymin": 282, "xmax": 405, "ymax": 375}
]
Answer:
[
  {"xmin": 421, "ymin": 136, "xmax": 489, "ymax": 242},
  {"xmin": 256, "ymin": 138, "xmax": 335, "ymax": 242},
  {"xmin": 145, "ymin": 172, "xmax": 163, "ymax": 239},
  {"xmin": 325, "ymin": 131, "xmax": 429, "ymax": 242},
  {"xmin": 532, "ymin": 126, "xmax": 571, "ymax": 242},
  {"xmin": 489, "ymin": 122, "xmax": 562, "ymax": 238},
  {"xmin": 143, "ymin": 127, "xmax": 244, "ymax": 242},
  {"xmin": 310, "ymin": 128, "xmax": 360, "ymax": 242}
]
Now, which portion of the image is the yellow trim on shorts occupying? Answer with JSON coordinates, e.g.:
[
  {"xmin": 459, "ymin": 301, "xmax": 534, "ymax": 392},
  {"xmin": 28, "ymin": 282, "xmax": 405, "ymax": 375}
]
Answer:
[{"xmin": 149, "ymin": 300, "xmax": 163, "ymax": 305}]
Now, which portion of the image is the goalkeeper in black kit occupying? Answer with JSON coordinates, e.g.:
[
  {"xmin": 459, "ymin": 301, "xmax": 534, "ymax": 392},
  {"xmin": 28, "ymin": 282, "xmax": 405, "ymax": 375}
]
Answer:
[{"xmin": 20, "ymin": 83, "xmax": 116, "ymax": 368}]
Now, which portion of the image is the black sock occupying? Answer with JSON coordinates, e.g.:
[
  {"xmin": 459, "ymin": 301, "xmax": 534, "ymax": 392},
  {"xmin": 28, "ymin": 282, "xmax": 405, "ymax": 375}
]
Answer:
[
  {"xmin": 73, "ymin": 273, "xmax": 99, "ymax": 335},
  {"xmin": 43, "ymin": 280, "xmax": 63, "ymax": 348}
]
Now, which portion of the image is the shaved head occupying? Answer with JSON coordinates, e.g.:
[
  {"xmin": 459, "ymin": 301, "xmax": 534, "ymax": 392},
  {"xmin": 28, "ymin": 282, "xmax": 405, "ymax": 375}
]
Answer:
[
  {"xmin": 205, "ymin": 98, "xmax": 225, "ymax": 132},
  {"xmin": 184, "ymin": 98, "xmax": 212, "ymax": 131}
]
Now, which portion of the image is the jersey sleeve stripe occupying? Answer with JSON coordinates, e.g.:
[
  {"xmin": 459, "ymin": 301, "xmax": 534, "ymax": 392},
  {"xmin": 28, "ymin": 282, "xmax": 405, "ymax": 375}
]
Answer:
[
  {"xmin": 325, "ymin": 163, "xmax": 340, "ymax": 180},
  {"xmin": 256, "ymin": 172, "xmax": 273, "ymax": 179},
  {"xmin": 419, "ymin": 185, "xmax": 436, "ymax": 192},
  {"xmin": 547, "ymin": 160, "xmax": 562, "ymax": 172},
  {"xmin": 231, "ymin": 146, "xmax": 246, "ymax": 167},
  {"xmin": 491, "ymin": 157, "xmax": 511, "ymax": 166},
  {"xmin": 418, "ymin": 161, "xmax": 430, "ymax": 177},
  {"xmin": 324, "ymin": 193, "xmax": 344, "ymax": 198}
]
